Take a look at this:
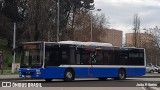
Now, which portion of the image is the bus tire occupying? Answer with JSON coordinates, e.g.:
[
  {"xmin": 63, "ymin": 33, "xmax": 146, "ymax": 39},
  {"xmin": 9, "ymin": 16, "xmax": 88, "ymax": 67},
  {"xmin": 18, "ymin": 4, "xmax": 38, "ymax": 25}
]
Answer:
[
  {"xmin": 45, "ymin": 79, "xmax": 52, "ymax": 82},
  {"xmin": 114, "ymin": 69, "xmax": 126, "ymax": 80},
  {"xmin": 98, "ymin": 77, "xmax": 107, "ymax": 81},
  {"xmin": 118, "ymin": 69, "xmax": 126, "ymax": 80},
  {"xmin": 64, "ymin": 69, "xmax": 75, "ymax": 82}
]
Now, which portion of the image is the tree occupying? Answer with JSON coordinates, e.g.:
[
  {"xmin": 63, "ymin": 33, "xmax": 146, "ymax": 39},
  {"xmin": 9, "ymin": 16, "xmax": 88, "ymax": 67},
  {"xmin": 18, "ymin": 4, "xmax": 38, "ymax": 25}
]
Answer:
[
  {"xmin": 0, "ymin": 0, "xmax": 95, "ymax": 42},
  {"xmin": 145, "ymin": 26, "xmax": 160, "ymax": 65},
  {"xmin": 133, "ymin": 14, "xmax": 140, "ymax": 47},
  {"xmin": 69, "ymin": 12, "xmax": 108, "ymax": 42},
  {"xmin": 57, "ymin": 0, "xmax": 95, "ymax": 40},
  {"xmin": 2, "ymin": 0, "xmax": 22, "ymax": 22}
]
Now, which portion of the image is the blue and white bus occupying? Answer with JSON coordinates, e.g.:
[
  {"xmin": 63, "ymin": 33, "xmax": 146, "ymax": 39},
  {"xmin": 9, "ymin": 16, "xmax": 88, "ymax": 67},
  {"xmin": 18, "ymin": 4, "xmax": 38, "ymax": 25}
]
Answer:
[{"xmin": 17, "ymin": 41, "xmax": 146, "ymax": 81}]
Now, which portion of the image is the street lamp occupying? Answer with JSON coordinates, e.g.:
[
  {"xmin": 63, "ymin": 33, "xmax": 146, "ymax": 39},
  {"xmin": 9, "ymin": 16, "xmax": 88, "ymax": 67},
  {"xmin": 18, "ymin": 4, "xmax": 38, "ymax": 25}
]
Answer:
[
  {"xmin": 57, "ymin": 0, "xmax": 60, "ymax": 42},
  {"xmin": 90, "ymin": 9, "xmax": 101, "ymax": 42},
  {"xmin": 12, "ymin": 22, "xmax": 16, "ymax": 73}
]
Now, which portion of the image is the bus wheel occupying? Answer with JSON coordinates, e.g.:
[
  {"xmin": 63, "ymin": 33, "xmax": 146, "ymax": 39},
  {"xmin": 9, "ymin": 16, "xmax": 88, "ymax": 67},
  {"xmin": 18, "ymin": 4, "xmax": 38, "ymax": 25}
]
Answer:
[
  {"xmin": 114, "ymin": 69, "xmax": 126, "ymax": 80},
  {"xmin": 45, "ymin": 79, "xmax": 52, "ymax": 82},
  {"xmin": 118, "ymin": 69, "xmax": 126, "ymax": 80},
  {"xmin": 64, "ymin": 69, "xmax": 75, "ymax": 82},
  {"xmin": 98, "ymin": 77, "xmax": 107, "ymax": 81}
]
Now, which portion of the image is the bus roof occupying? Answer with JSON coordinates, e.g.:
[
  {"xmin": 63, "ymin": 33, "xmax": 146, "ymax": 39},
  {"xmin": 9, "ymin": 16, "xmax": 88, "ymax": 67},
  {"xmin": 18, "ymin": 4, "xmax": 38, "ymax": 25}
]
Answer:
[
  {"xmin": 22, "ymin": 41, "xmax": 113, "ymax": 47},
  {"xmin": 58, "ymin": 41, "xmax": 113, "ymax": 47}
]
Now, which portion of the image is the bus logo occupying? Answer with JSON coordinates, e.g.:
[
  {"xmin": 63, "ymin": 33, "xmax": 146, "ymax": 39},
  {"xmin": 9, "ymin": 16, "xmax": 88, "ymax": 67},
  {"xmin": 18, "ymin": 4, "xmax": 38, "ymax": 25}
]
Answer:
[{"xmin": 2, "ymin": 82, "xmax": 11, "ymax": 87}]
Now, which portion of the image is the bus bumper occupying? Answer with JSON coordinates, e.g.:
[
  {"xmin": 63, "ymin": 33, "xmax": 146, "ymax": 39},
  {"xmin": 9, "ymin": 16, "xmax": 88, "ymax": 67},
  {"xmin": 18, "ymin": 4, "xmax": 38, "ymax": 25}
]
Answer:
[{"xmin": 19, "ymin": 68, "xmax": 42, "ymax": 78}]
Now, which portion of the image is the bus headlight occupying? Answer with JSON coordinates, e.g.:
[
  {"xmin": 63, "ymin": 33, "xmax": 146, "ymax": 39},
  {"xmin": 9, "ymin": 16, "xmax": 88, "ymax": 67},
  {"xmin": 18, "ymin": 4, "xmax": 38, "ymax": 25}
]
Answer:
[{"xmin": 36, "ymin": 69, "xmax": 41, "ymax": 75}]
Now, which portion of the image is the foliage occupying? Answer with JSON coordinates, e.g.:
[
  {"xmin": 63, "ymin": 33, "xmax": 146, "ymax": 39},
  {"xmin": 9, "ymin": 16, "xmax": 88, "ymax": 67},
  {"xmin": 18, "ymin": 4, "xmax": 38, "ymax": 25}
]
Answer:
[
  {"xmin": 0, "ymin": 0, "xmax": 109, "ymax": 43},
  {"xmin": 0, "ymin": 0, "xmax": 96, "ymax": 42},
  {"xmin": 144, "ymin": 26, "xmax": 160, "ymax": 65}
]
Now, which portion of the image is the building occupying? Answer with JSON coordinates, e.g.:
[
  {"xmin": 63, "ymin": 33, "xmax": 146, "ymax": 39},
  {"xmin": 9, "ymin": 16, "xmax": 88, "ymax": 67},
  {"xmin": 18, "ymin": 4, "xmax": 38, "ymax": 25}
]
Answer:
[
  {"xmin": 126, "ymin": 33, "xmax": 154, "ymax": 47},
  {"xmin": 101, "ymin": 29, "xmax": 123, "ymax": 47}
]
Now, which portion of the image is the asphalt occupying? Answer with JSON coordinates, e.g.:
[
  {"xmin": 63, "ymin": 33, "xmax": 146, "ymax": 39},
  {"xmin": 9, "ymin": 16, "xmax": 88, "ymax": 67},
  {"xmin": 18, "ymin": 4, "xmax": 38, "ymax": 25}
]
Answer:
[{"xmin": 1, "ymin": 74, "xmax": 160, "ymax": 90}]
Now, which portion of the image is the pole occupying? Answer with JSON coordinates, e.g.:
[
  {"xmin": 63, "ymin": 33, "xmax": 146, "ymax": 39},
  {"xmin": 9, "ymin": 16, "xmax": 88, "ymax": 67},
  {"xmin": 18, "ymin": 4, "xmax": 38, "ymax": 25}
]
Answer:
[
  {"xmin": 90, "ymin": 11, "xmax": 93, "ymax": 42},
  {"xmin": 57, "ymin": 0, "xmax": 59, "ymax": 42},
  {"xmin": 12, "ymin": 22, "xmax": 16, "ymax": 73},
  {"xmin": 89, "ymin": 9, "xmax": 101, "ymax": 42}
]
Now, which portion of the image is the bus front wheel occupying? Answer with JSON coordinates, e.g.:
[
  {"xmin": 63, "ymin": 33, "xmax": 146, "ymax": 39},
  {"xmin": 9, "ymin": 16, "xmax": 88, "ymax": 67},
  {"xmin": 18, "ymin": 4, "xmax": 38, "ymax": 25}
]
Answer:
[{"xmin": 64, "ymin": 69, "xmax": 75, "ymax": 82}]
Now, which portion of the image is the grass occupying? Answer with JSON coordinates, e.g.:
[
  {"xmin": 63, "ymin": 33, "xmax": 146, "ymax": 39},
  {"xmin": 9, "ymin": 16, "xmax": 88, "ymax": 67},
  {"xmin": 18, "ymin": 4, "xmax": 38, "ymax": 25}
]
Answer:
[{"xmin": 0, "ymin": 70, "xmax": 19, "ymax": 75}]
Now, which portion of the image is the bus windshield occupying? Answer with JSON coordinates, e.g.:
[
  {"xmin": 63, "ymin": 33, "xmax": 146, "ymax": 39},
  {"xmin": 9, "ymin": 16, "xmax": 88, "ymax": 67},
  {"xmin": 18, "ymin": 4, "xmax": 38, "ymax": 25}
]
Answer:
[{"xmin": 20, "ymin": 44, "xmax": 43, "ymax": 68}]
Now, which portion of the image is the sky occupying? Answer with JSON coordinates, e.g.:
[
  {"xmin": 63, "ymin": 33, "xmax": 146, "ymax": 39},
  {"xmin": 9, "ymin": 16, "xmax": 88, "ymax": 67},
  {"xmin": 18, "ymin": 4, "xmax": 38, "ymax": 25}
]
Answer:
[{"xmin": 94, "ymin": 0, "xmax": 160, "ymax": 34}]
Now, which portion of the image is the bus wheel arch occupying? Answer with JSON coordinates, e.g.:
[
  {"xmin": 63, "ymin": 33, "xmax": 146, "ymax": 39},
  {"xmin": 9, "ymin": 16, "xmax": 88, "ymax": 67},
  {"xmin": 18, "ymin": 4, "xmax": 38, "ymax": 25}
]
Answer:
[{"xmin": 64, "ymin": 68, "xmax": 75, "ymax": 82}]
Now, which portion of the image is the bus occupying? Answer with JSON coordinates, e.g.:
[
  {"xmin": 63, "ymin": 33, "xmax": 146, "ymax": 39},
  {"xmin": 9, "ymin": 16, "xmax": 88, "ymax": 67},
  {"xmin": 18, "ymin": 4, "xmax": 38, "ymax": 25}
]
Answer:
[{"xmin": 16, "ymin": 41, "xmax": 146, "ymax": 82}]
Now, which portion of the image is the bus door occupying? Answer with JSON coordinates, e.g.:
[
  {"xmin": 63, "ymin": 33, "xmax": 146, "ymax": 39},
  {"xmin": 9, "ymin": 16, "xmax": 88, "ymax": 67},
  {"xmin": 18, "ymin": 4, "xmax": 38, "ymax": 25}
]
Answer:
[{"xmin": 78, "ymin": 48, "xmax": 95, "ymax": 77}]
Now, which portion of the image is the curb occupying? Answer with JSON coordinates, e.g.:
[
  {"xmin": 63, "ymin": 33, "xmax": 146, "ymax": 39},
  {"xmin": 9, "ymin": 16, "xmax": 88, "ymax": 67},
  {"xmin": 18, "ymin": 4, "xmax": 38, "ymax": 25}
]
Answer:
[
  {"xmin": 143, "ymin": 87, "xmax": 160, "ymax": 90},
  {"xmin": 137, "ymin": 76, "xmax": 160, "ymax": 78}
]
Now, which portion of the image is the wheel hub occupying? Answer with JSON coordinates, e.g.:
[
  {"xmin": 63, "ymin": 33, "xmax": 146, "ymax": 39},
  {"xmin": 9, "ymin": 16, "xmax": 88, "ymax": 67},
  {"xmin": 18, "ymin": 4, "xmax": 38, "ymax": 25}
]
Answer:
[{"xmin": 66, "ymin": 72, "xmax": 72, "ymax": 79}]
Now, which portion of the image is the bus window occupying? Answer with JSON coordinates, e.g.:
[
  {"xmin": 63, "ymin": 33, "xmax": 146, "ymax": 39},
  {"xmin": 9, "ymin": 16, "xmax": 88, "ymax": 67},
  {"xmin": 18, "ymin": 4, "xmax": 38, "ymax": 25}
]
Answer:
[
  {"xmin": 76, "ymin": 49, "xmax": 80, "ymax": 64},
  {"xmin": 95, "ymin": 51, "xmax": 103, "ymax": 65},
  {"xmin": 21, "ymin": 50, "xmax": 42, "ymax": 67},
  {"xmin": 115, "ymin": 49, "xmax": 129, "ymax": 65},
  {"xmin": 61, "ymin": 49, "xmax": 69, "ymax": 64},
  {"xmin": 79, "ymin": 49, "xmax": 90, "ymax": 65},
  {"xmin": 45, "ymin": 47, "xmax": 61, "ymax": 66},
  {"xmin": 76, "ymin": 53, "xmax": 80, "ymax": 64},
  {"xmin": 129, "ymin": 49, "xmax": 144, "ymax": 65},
  {"xmin": 80, "ymin": 52, "xmax": 90, "ymax": 65},
  {"xmin": 103, "ymin": 50, "xmax": 114, "ymax": 65},
  {"xmin": 69, "ymin": 48, "xmax": 75, "ymax": 64}
]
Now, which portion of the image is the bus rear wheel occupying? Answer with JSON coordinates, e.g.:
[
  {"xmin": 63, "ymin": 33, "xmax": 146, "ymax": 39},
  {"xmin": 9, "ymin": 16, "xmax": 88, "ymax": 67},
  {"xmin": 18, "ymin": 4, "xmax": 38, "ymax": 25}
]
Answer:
[
  {"xmin": 118, "ymin": 69, "xmax": 126, "ymax": 80},
  {"xmin": 64, "ymin": 69, "xmax": 75, "ymax": 82},
  {"xmin": 114, "ymin": 69, "xmax": 126, "ymax": 80}
]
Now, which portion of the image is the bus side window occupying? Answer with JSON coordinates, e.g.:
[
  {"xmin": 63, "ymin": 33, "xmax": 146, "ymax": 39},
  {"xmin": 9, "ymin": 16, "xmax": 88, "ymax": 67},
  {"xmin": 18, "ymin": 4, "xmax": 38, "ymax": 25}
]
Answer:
[
  {"xmin": 95, "ymin": 51, "xmax": 103, "ymax": 65},
  {"xmin": 129, "ymin": 49, "xmax": 144, "ymax": 65},
  {"xmin": 76, "ymin": 53, "xmax": 80, "ymax": 64},
  {"xmin": 61, "ymin": 50, "xmax": 69, "ymax": 64},
  {"xmin": 80, "ymin": 49, "xmax": 90, "ymax": 65},
  {"xmin": 103, "ymin": 50, "xmax": 114, "ymax": 65},
  {"xmin": 76, "ymin": 49, "xmax": 80, "ymax": 65},
  {"xmin": 69, "ymin": 48, "xmax": 75, "ymax": 64},
  {"xmin": 81, "ymin": 53, "xmax": 90, "ymax": 65}
]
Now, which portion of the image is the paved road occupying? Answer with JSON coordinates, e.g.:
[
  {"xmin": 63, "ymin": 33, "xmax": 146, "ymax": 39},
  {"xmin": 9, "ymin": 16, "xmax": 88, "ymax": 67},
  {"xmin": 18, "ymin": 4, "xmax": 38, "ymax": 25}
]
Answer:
[
  {"xmin": 2, "ymin": 78, "xmax": 156, "ymax": 87},
  {"xmin": 0, "ymin": 87, "xmax": 147, "ymax": 90},
  {"xmin": 0, "ymin": 78, "xmax": 160, "ymax": 90}
]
